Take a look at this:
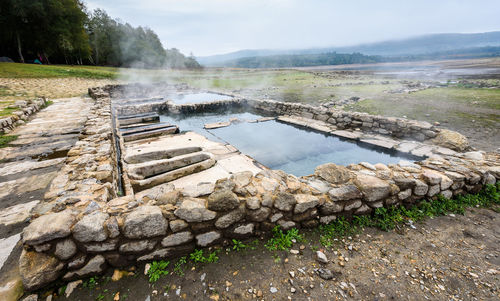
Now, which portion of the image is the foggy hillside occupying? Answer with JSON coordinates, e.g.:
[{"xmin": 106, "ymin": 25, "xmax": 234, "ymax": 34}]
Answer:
[{"xmin": 198, "ymin": 31, "xmax": 500, "ymax": 66}]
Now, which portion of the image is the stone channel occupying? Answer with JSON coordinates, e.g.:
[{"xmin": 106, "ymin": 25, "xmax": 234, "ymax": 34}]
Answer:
[{"xmin": 16, "ymin": 84, "xmax": 500, "ymax": 291}]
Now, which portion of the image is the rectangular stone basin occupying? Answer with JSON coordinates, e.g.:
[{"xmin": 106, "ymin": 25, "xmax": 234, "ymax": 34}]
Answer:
[{"xmin": 160, "ymin": 111, "xmax": 421, "ymax": 177}]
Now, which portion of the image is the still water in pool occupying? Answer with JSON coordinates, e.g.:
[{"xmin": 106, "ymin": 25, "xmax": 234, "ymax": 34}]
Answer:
[{"xmin": 161, "ymin": 112, "xmax": 418, "ymax": 177}]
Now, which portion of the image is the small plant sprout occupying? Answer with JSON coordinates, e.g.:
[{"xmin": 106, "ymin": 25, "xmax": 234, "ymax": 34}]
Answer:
[{"xmin": 147, "ymin": 260, "xmax": 170, "ymax": 283}]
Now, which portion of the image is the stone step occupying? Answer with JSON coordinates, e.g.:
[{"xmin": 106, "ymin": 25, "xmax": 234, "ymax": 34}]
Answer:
[
  {"xmin": 122, "ymin": 125, "xmax": 179, "ymax": 142},
  {"xmin": 117, "ymin": 113, "xmax": 160, "ymax": 126},
  {"xmin": 128, "ymin": 151, "xmax": 214, "ymax": 180},
  {"xmin": 120, "ymin": 122, "xmax": 174, "ymax": 135},
  {"xmin": 130, "ymin": 154, "xmax": 216, "ymax": 191},
  {"xmin": 124, "ymin": 146, "xmax": 203, "ymax": 164}
]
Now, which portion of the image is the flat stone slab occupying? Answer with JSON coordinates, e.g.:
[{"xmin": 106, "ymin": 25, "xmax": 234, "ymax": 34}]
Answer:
[
  {"xmin": 0, "ymin": 158, "xmax": 65, "ymax": 177},
  {"xmin": 331, "ymin": 130, "xmax": 363, "ymax": 140},
  {"xmin": 0, "ymin": 234, "xmax": 21, "ymax": 271},
  {"xmin": 360, "ymin": 138, "xmax": 397, "ymax": 150},
  {"xmin": 204, "ymin": 121, "xmax": 231, "ymax": 129},
  {"xmin": 0, "ymin": 200, "xmax": 39, "ymax": 226},
  {"xmin": 396, "ymin": 141, "xmax": 423, "ymax": 153},
  {"xmin": 217, "ymin": 154, "xmax": 262, "ymax": 175}
]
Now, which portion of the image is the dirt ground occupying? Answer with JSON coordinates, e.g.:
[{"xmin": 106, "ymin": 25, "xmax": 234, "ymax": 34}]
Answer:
[
  {"xmin": 51, "ymin": 207, "xmax": 499, "ymax": 301},
  {"xmin": 0, "ymin": 77, "xmax": 115, "ymax": 102}
]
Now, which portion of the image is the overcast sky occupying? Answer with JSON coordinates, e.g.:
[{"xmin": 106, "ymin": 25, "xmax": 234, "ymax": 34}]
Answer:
[{"xmin": 86, "ymin": 0, "xmax": 500, "ymax": 57}]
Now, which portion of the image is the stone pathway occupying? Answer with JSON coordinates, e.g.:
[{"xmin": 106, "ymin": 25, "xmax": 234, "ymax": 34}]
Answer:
[{"xmin": 0, "ymin": 97, "xmax": 93, "ymax": 300}]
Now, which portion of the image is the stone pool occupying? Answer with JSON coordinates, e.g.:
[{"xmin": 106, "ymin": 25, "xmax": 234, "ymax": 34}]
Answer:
[{"xmin": 161, "ymin": 112, "xmax": 419, "ymax": 176}]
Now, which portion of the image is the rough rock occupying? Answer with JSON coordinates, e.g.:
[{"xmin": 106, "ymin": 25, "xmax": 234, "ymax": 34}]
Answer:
[
  {"xmin": 195, "ymin": 231, "xmax": 221, "ymax": 247},
  {"xmin": 398, "ymin": 188, "xmax": 412, "ymax": 200},
  {"xmin": 246, "ymin": 197, "xmax": 261, "ymax": 210},
  {"xmin": 315, "ymin": 251, "xmax": 328, "ymax": 264},
  {"xmin": 207, "ymin": 190, "xmax": 240, "ymax": 211},
  {"xmin": 215, "ymin": 207, "xmax": 245, "ymax": 229},
  {"xmin": 414, "ymin": 180, "xmax": 429, "ymax": 196},
  {"xmin": 19, "ymin": 249, "xmax": 64, "ymax": 291},
  {"xmin": 123, "ymin": 206, "xmax": 168, "ymax": 239},
  {"xmin": 119, "ymin": 240, "xmax": 157, "ymax": 253},
  {"xmin": 233, "ymin": 223, "xmax": 254, "ymax": 235},
  {"xmin": 247, "ymin": 207, "xmax": 271, "ymax": 222},
  {"xmin": 314, "ymin": 163, "xmax": 353, "ymax": 184},
  {"xmin": 54, "ymin": 239, "xmax": 77, "ymax": 260},
  {"xmin": 161, "ymin": 231, "xmax": 194, "ymax": 247},
  {"xmin": 63, "ymin": 255, "xmax": 106, "ymax": 280},
  {"xmin": 328, "ymin": 184, "xmax": 362, "ymax": 201},
  {"xmin": 294, "ymin": 194, "xmax": 319, "ymax": 214},
  {"xmin": 274, "ymin": 192, "xmax": 296, "ymax": 211},
  {"xmin": 320, "ymin": 215, "xmax": 337, "ymax": 224},
  {"xmin": 23, "ymin": 210, "xmax": 77, "ymax": 245},
  {"xmin": 231, "ymin": 171, "xmax": 253, "ymax": 188},
  {"xmin": 277, "ymin": 220, "xmax": 296, "ymax": 230},
  {"xmin": 427, "ymin": 184, "xmax": 440, "ymax": 197},
  {"xmin": 65, "ymin": 280, "xmax": 82, "ymax": 298},
  {"xmin": 432, "ymin": 129, "xmax": 469, "ymax": 152},
  {"xmin": 319, "ymin": 200, "xmax": 343, "ymax": 215},
  {"xmin": 174, "ymin": 198, "xmax": 217, "ymax": 222},
  {"xmin": 170, "ymin": 219, "xmax": 189, "ymax": 232},
  {"xmin": 315, "ymin": 268, "xmax": 335, "ymax": 280},
  {"xmin": 463, "ymin": 151, "xmax": 483, "ymax": 161},
  {"xmin": 182, "ymin": 183, "xmax": 215, "ymax": 198},
  {"xmin": 354, "ymin": 174, "xmax": 391, "ymax": 202},
  {"xmin": 84, "ymin": 240, "xmax": 118, "ymax": 252},
  {"xmin": 422, "ymin": 170, "xmax": 443, "ymax": 185},
  {"xmin": 72, "ymin": 211, "xmax": 109, "ymax": 242}
]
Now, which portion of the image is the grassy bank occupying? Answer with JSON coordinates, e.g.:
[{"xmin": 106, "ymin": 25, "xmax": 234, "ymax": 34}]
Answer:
[{"xmin": 0, "ymin": 63, "xmax": 118, "ymax": 79}]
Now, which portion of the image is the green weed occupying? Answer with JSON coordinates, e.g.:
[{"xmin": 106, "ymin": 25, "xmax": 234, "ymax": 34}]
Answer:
[
  {"xmin": 265, "ymin": 226, "xmax": 303, "ymax": 251},
  {"xmin": 173, "ymin": 256, "xmax": 187, "ymax": 276},
  {"xmin": 319, "ymin": 184, "xmax": 500, "ymax": 247},
  {"xmin": 147, "ymin": 260, "xmax": 170, "ymax": 283},
  {"xmin": 83, "ymin": 276, "xmax": 98, "ymax": 290},
  {"xmin": 189, "ymin": 249, "xmax": 219, "ymax": 264}
]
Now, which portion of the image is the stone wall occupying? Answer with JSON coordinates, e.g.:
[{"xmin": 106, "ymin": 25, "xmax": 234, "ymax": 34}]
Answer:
[
  {"xmin": 111, "ymin": 87, "xmax": 466, "ymax": 151},
  {"xmin": 0, "ymin": 98, "xmax": 48, "ymax": 134},
  {"xmin": 18, "ymin": 85, "xmax": 499, "ymax": 291}
]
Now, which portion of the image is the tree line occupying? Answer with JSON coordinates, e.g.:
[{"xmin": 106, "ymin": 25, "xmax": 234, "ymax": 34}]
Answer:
[
  {"xmin": 0, "ymin": 0, "xmax": 201, "ymax": 69},
  {"xmin": 222, "ymin": 47, "xmax": 500, "ymax": 68},
  {"xmin": 226, "ymin": 52, "xmax": 383, "ymax": 68}
]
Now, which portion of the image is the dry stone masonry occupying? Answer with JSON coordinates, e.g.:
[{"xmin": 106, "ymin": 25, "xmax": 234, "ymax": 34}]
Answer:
[
  {"xmin": 18, "ymin": 85, "xmax": 500, "ymax": 291},
  {"xmin": 0, "ymin": 98, "xmax": 48, "ymax": 134}
]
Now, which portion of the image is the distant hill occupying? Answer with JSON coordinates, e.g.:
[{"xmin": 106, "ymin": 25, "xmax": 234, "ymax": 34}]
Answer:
[
  {"xmin": 223, "ymin": 46, "xmax": 500, "ymax": 68},
  {"xmin": 198, "ymin": 31, "xmax": 500, "ymax": 66}
]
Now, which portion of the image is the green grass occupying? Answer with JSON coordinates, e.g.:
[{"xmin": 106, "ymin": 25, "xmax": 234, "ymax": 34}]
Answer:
[
  {"xmin": 0, "ymin": 107, "xmax": 18, "ymax": 117},
  {"xmin": 0, "ymin": 62, "xmax": 118, "ymax": 79},
  {"xmin": 265, "ymin": 226, "xmax": 303, "ymax": 251},
  {"xmin": 0, "ymin": 135, "xmax": 18, "ymax": 147},
  {"xmin": 319, "ymin": 183, "xmax": 500, "ymax": 247}
]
